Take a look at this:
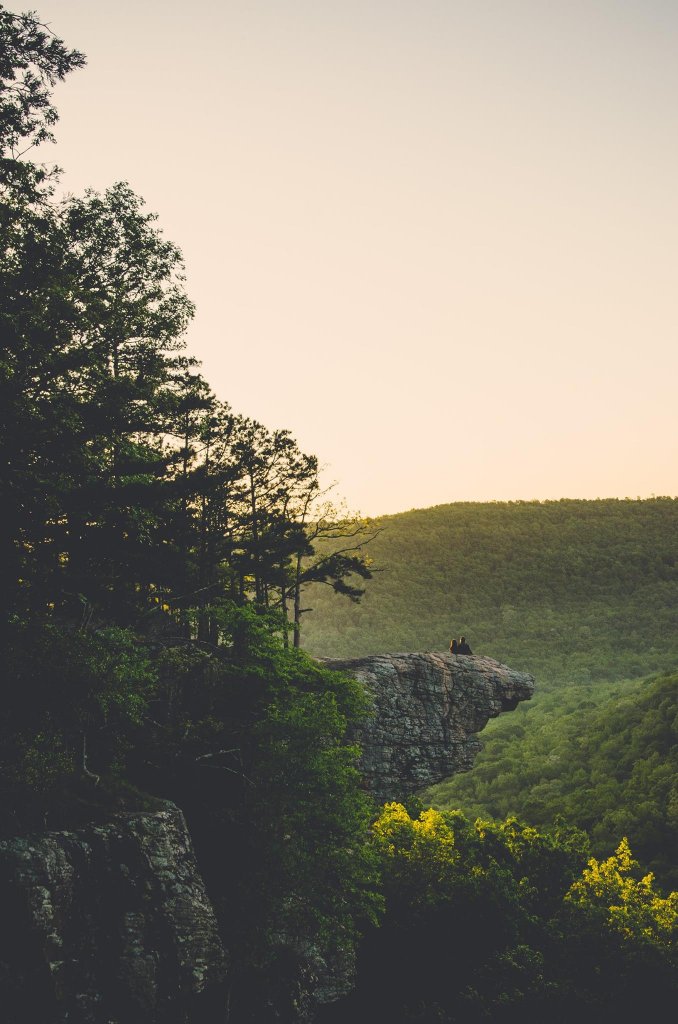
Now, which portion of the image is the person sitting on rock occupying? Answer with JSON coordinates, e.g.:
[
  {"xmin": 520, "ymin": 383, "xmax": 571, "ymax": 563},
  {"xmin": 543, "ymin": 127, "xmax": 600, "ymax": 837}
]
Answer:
[
  {"xmin": 450, "ymin": 638, "xmax": 458, "ymax": 655},
  {"xmin": 458, "ymin": 636, "xmax": 473, "ymax": 655}
]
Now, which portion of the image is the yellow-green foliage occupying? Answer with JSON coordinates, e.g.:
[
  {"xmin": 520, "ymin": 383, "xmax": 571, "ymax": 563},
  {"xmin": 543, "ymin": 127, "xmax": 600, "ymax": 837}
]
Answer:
[
  {"xmin": 373, "ymin": 803, "xmax": 458, "ymax": 866},
  {"xmin": 566, "ymin": 838, "xmax": 678, "ymax": 947},
  {"xmin": 338, "ymin": 803, "xmax": 678, "ymax": 1022}
]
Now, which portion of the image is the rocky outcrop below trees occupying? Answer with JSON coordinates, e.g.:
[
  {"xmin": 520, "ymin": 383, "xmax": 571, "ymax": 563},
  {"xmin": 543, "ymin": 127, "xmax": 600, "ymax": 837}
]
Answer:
[
  {"xmin": 0, "ymin": 804, "xmax": 226, "ymax": 1024},
  {"xmin": 322, "ymin": 652, "xmax": 535, "ymax": 803},
  {"xmin": 0, "ymin": 653, "xmax": 532, "ymax": 1023}
]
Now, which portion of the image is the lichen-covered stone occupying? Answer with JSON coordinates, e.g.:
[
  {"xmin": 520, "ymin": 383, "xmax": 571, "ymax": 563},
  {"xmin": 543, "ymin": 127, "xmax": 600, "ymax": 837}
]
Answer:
[
  {"xmin": 0, "ymin": 804, "xmax": 227, "ymax": 1024},
  {"xmin": 322, "ymin": 652, "xmax": 534, "ymax": 803}
]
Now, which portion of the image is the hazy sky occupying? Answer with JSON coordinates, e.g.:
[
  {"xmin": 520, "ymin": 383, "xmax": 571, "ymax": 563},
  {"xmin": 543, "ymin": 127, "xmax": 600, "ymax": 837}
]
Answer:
[{"xmin": 31, "ymin": 0, "xmax": 678, "ymax": 514}]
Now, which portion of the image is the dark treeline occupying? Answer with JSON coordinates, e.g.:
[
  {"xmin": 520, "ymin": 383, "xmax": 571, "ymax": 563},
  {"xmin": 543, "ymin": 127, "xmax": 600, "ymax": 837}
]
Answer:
[
  {"xmin": 1, "ymin": 16, "xmax": 374, "ymax": 646},
  {"xmin": 1, "ymin": 168, "xmax": 373, "ymax": 647},
  {"xmin": 1, "ymin": 8, "xmax": 677, "ymax": 1023},
  {"xmin": 0, "ymin": 9, "xmax": 378, "ymax": 1018}
]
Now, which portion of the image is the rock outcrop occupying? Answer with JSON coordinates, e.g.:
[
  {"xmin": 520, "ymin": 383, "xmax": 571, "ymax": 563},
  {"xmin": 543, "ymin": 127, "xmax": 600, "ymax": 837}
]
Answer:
[
  {"xmin": 0, "ymin": 653, "xmax": 532, "ymax": 1023},
  {"xmin": 0, "ymin": 804, "xmax": 227, "ymax": 1024},
  {"xmin": 323, "ymin": 652, "xmax": 534, "ymax": 803}
]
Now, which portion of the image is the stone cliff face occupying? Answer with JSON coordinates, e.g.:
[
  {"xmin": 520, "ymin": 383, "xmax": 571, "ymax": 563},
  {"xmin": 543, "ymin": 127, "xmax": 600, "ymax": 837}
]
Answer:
[
  {"xmin": 322, "ymin": 652, "xmax": 535, "ymax": 803},
  {"xmin": 0, "ymin": 804, "xmax": 226, "ymax": 1024}
]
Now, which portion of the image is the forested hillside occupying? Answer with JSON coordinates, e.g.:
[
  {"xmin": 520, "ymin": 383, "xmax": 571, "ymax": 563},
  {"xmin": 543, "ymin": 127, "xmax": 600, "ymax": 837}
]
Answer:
[
  {"xmin": 303, "ymin": 498, "xmax": 678, "ymax": 686},
  {"xmin": 304, "ymin": 499, "xmax": 678, "ymax": 890},
  {"xmin": 426, "ymin": 671, "xmax": 678, "ymax": 888}
]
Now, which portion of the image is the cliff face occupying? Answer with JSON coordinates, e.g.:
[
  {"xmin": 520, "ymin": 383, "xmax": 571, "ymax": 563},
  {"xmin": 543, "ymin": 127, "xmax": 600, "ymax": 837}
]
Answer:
[
  {"xmin": 0, "ymin": 804, "xmax": 226, "ymax": 1024},
  {"xmin": 322, "ymin": 653, "xmax": 535, "ymax": 803}
]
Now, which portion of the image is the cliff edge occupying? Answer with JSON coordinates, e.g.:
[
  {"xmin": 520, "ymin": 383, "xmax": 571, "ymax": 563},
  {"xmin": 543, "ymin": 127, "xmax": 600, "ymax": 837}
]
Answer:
[{"xmin": 322, "ymin": 652, "xmax": 535, "ymax": 803}]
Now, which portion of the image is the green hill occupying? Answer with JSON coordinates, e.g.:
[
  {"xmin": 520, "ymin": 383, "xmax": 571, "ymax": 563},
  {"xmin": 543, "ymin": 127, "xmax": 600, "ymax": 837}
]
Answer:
[
  {"xmin": 303, "ymin": 497, "xmax": 678, "ymax": 687},
  {"xmin": 425, "ymin": 671, "xmax": 678, "ymax": 888},
  {"xmin": 303, "ymin": 498, "xmax": 678, "ymax": 886}
]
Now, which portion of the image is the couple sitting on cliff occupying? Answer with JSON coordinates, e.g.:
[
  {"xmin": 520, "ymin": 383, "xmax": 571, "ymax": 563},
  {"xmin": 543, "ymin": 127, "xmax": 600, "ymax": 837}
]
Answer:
[{"xmin": 450, "ymin": 636, "xmax": 472, "ymax": 656}]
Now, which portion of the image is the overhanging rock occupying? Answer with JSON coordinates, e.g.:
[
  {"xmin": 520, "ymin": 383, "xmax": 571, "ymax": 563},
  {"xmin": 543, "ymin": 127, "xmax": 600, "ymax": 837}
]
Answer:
[{"xmin": 322, "ymin": 653, "xmax": 535, "ymax": 803}]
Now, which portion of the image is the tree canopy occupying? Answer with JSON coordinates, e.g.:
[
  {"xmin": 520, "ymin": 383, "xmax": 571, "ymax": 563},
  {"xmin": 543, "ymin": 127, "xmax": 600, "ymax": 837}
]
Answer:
[{"xmin": 322, "ymin": 804, "xmax": 678, "ymax": 1023}]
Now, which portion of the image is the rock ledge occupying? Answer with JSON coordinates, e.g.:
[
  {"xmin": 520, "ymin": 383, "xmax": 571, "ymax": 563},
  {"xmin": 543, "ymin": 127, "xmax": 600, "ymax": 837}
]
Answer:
[{"xmin": 322, "ymin": 652, "xmax": 534, "ymax": 803}]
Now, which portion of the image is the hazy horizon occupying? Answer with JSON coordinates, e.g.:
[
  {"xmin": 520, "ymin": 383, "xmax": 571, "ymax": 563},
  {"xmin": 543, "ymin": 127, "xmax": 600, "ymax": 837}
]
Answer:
[{"xmin": 31, "ymin": 0, "xmax": 678, "ymax": 515}]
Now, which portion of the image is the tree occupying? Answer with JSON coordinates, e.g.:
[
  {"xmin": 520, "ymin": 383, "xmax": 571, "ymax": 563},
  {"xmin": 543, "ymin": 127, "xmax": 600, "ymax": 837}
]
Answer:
[
  {"xmin": 130, "ymin": 602, "xmax": 382, "ymax": 1022},
  {"xmin": 0, "ymin": 3, "xmax": 85, "ymax": 193},
  {"xmin": 284, "ymin": 484, "xmax": 379, "ymax": 648},
  {"xmin": 39, "ymin": 183, "xmax": 195, "ymax": 623},
  {"xmin": 564, "ymin": 837, "xmax": 678, "ymax": 948},
  {"xmin": 0, "ymin": 5, "xmax": 86, "ymax": 625},
  {"xmin": 1, "ymin": 27, "xmax": 196, "ymax": 627}
]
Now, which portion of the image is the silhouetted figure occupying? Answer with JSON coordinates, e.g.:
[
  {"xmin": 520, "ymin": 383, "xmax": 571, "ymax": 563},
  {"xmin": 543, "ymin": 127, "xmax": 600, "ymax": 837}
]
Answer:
[
  {"xmin": 450, "ymin": 638, "xmax": 458, "ymax": 655},
  {"xmin": 458, "ymin": 636, "xmax": 473, "ymax": 655}
]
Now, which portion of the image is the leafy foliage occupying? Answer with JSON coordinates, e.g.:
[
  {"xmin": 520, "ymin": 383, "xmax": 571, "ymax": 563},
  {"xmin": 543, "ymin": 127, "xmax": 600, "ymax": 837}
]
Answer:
[
  {"xmin": 321, "ymin": 805, "xmax": 678, "ymax": 1024},
  {"xmin": 0, "ymin": 620, "xmax": 156, "ymax": 826},
  {"xmin": 124, "ymin": 603, "xmax": 382, "ymax": 1021},
  {"xmin": 0, "ymin": 2, "xmax": 85, "ymax": 191}
]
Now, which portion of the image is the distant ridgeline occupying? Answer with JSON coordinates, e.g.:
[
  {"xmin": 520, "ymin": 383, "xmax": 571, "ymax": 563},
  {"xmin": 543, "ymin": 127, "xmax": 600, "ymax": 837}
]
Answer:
[{"xmin": 303, "ymin": 497, "xmax": 678, "ymax": 688}]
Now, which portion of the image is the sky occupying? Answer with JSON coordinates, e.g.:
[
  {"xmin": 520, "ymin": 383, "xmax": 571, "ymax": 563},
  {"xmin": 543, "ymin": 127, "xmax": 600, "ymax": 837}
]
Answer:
[{"xmin": 30, "ymin": 0, "xmax": 678, "ymax": 515}]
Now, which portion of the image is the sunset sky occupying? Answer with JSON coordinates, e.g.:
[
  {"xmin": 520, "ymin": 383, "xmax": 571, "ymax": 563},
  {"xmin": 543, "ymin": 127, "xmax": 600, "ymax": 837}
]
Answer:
[{"xmin": 34, "ymin": 0, "xmax": 678, "ymax": 515}]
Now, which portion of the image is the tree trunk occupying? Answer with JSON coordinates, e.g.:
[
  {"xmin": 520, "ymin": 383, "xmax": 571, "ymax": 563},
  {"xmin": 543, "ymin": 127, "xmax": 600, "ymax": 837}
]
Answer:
[
  {"xmin": 293, "ymin": 552, "xmax": 303, "ymax": 648},
  {"xmin": 281, "ymin": 578, "xmax": 289, "ymax": 649},
  {"xmin": 80, "ymin": 729, "xmax": 100, "ymax": 786}
]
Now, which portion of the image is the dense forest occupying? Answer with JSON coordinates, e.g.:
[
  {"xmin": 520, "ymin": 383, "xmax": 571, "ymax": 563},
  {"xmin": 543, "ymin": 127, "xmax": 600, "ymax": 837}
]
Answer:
[
  {"xmin": 303, "ymin": 497, "xmax": 678, "ymax": 685},
  {"xmin": 323, "ymin": 805, "xmax": 678, "ymax": 1023},
  {"xmin": 0, "ymin": 7, "xmax": 377, "ymax": 1017},
  {"xmin": 426, "ymin": 671, "xmax": 678, "ymax": 888},
  {"xmin": 1, "ymin": 6, "xmax": 676, "ymax": 1022}
]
